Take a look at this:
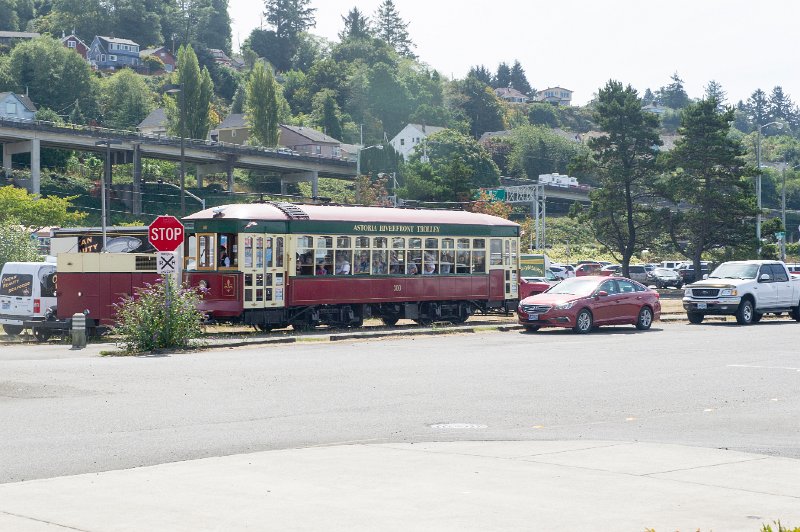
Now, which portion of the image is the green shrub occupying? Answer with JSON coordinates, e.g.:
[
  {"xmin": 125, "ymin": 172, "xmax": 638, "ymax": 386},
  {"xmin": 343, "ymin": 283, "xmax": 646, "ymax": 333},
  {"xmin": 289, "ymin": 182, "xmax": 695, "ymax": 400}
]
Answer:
[
  {"xmin": 762, "ymin": 522, "xmax": 800, "ymax": 532},
  {"xmin": 113, "ymin": 276, "xmax": 205, "ymax": 353}
]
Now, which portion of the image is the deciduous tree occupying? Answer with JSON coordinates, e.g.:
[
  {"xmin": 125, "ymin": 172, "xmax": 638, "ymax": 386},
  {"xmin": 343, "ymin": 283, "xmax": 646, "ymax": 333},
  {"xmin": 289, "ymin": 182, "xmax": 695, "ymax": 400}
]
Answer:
[
  {"xmin": 166, "ymin": 45, "xmax": 214, "ymax": 140},
  {"xmin": 100, "ymin": 69, "xmax": 154, "ymax": 130},
  {"xmin": 246, "ymin": 61, "xmax": 280, "ymax": 146}
]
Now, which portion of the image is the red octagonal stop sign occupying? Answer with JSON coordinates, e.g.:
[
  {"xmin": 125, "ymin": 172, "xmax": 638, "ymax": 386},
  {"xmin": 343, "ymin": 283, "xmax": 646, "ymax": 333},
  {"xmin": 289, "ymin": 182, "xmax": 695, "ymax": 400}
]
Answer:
[{"xmin": 148, "ymin": 215, "xmax": 185, "ymax": 252}]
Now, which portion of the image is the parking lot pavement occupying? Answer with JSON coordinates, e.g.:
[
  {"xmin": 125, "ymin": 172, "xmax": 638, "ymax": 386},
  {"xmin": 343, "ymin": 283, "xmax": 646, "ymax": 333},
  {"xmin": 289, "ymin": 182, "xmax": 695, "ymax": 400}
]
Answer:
[{"xmin": 0, "ymin": 441, "xmax": 798, "ymax": 531}]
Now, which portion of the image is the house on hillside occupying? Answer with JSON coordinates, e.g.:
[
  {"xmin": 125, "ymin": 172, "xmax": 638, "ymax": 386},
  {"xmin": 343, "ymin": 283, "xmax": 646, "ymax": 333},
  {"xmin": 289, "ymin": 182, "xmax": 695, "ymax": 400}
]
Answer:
[
  {"xmin": 279, "ymin": 125, "xmax": 342, "ymax": 157},
  {"xmin": 494, "ymin": 87, "xmax": 529, "ymax": 104},
  {"xmin": 88, "ymin": 36, "xmax": 141, "ymax": 71},
  {"xmin": 0, "ymin": 92, "xmax": 37, "ymax": 121},
  {"xmin": 140, "ymin": 46, "xmax": 176, "ymax": 73},
  {"xmin": 137, "ymin": 108, "xmax": 167, "ymax": 136},
  {"xmin": 209, "ymin": 48, "xmax": 243, "ymax": 70},
  {"xmin": 61, "ymin": 33, "xmax": 89, "ymax": 60},
  {"xmin": 535, "ymin": 87, "xmax": 573, "ymax": 106},
  {"xmin": 0, "ymin": 31, "xmax": 40, "ymax": 46},
  {"xmin": 390, "ymin": 123, "xmax": 445, "ymax": 161},
  {"xmin": 212, "ymin": 114, "xmax": 249, "ymax": 144}
]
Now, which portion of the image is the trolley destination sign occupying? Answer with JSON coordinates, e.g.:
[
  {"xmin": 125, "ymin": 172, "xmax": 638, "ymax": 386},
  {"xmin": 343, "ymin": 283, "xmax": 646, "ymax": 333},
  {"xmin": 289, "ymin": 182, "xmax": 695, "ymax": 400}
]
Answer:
[{"xmin": 351, "ymin": 224, "xmax": 442, "ymax": 234}]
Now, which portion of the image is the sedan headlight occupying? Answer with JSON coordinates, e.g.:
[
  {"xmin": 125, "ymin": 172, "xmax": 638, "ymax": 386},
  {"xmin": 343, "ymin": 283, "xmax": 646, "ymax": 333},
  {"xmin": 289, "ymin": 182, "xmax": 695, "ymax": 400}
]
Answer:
[
  {"xmin": 554, "ymin": 300, "xmax": 576, "ymax": 310},
  {"xmin": 720, "ymin": 288, "xmax": 738, "ymax": 297}
]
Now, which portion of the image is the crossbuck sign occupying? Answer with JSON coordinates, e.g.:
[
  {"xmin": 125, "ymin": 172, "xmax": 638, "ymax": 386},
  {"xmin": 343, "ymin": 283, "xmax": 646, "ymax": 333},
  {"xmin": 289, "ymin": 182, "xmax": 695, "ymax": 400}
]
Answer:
[{"xmin": 157, "ymin": 252, "xmax": 177, "ymax": 274}]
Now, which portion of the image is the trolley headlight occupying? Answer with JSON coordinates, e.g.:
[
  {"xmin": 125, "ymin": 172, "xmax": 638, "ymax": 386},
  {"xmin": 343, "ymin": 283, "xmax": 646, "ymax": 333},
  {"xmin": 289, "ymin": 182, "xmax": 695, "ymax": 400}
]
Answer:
[
  {"xmin": 554, "ymin": 300, "xmax": 576, "ymax": 310},
  {"xmin": 720, "ymin": 288, "xmax": 738, "ymax": 297}
]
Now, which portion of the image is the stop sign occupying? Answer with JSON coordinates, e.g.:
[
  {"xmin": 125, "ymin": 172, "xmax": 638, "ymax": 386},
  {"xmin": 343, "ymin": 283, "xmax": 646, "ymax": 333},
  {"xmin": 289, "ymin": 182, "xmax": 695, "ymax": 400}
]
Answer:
[{"xmin": 148, "ymin": 215, "xmax": 185, "ymax": 252}]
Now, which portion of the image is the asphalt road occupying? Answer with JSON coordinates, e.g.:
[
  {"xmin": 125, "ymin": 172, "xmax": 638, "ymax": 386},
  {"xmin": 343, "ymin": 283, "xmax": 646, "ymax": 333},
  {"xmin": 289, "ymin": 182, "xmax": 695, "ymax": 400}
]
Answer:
[{"xmin": 1, "ymin": 320, "xmax": 799, "ymax": 484}]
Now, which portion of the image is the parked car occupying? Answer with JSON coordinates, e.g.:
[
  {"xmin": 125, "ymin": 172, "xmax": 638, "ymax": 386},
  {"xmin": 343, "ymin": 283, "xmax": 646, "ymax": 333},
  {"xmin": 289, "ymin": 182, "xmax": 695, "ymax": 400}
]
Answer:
[
  {"xmin": 785, "ymin": 263, "xmax": 800, "ymax": 276},
  {"xmin": 518, "ymin": 270, "xmax": 559, "ymax": 299},
  {"xmin": 575, "ymin": 262, "xmax": 603, "ymax": 276},
  {"xmin": 517, "ymin": 276, "xmax": 661, "ymax": 333},
  {"xmin": 599, "ymin": 264, "xmax": 621, "ymax": 276},
  {"xmin": 660, "ymin": 260, "xmax": 687, "ymax": 270},
  {"xmin": 683, "ymin": 260, "xmax": 800, "ymax": 324},
  {"xmin": 676, "ymin": 262, "xmax": 712, "ymax": 284},
  {"xmin": 598, "ymin": 264, "xmax": 647, "ymax": 283},
  {"xmin": 549, "ymin": 265, "xmax": 570, "ymax": 280},
  {"xmin": 561, "ymin": 264, "xmax": 576, "ymax": 278},
  {"xmin": 646, "ymin": 267, "xmax": 683, "ymax": 289}
]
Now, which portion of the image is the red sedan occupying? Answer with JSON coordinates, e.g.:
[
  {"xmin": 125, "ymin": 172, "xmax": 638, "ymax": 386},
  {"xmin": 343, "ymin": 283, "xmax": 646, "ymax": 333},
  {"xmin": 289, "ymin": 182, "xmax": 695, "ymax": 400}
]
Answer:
[{"xmin": 516, "ymin": 276, "xmax": 660, "ymax": 333}]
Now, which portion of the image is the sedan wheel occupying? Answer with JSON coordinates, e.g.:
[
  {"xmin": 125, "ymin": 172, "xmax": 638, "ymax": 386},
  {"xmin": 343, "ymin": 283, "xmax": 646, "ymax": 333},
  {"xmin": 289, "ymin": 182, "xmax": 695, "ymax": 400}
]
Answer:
[
  {"xmin": 573, "ymin": 309, "xmax": 593, "ymax": 334},
  {"xmin": 524, "ymin": 325, "xmax": 540, "ymax": 332},
  {"xmin": 635, "ymin": 306, "xmax": 653, "ymax": 330}
]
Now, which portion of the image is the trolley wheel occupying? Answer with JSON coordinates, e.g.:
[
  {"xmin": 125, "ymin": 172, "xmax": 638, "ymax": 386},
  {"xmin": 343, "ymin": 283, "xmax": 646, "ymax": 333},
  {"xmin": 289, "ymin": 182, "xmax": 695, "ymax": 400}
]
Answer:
[
  {"xmin": 380, "ymin": 316, "xmax": 399, "ymax": 326},
  {"xmin": 3, "ymin": 324, "xmax": 23, "ymax": 336},
  {"xmin": 254, "ymin": 324, "xmax": 273, "ymax": 332}
]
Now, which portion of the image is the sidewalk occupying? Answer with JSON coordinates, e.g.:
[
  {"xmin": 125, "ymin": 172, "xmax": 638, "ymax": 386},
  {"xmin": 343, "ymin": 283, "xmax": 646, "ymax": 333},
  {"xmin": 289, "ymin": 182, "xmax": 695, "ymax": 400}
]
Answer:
[{"xmin": 0, "ymin": 441, "xmax": 797, "ymax": 531}]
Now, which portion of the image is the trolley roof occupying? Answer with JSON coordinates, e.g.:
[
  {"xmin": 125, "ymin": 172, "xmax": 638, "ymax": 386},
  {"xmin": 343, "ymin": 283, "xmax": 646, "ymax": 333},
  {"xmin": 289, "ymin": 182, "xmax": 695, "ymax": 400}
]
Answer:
[{"xmin": 185, "ymin": 203, "xmax": 517, "ymax": 226}]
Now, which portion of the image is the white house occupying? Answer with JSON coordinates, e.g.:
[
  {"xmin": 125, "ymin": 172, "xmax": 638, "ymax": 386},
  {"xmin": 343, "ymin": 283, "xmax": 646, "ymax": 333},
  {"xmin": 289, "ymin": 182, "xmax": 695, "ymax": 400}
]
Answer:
[
  {"xmin": 0, "ymin": 92, "xmax": 37, "ymax": 121},
  {"xmin": 494, "ymin": 87, "xmax": 529, "ymax": 104},
  {"xmin": 535, "ymin": 87, "xmax": 573, "ymax": 106},
  {"xmin": 389, "ymin": 123, "xmax": 445, "ymax": 161}
]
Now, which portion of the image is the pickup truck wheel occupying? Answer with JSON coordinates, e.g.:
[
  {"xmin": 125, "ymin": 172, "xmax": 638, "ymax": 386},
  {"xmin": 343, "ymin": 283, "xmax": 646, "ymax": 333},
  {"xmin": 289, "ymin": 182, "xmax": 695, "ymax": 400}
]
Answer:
[
  {"xmin": 752, "ymin": 312, "xmax": 763, "ymax": 323},
  {"xmin": 735, "ymin": 299, "xmax": 755, "ymax": 325},
  {"xmin": 791, "ymin": 306, "xmax": 800, "ymax": 321},
  {"xmin": 687, "ymin": 312, "xmax": 704, "ymax": 324}
]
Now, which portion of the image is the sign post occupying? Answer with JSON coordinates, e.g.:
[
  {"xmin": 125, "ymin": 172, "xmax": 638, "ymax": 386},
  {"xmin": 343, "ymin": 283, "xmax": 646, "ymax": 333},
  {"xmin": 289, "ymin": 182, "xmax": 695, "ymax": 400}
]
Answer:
[{"xmin": 149, "ymin": 216, "xmax": 185, "ymax": 321}]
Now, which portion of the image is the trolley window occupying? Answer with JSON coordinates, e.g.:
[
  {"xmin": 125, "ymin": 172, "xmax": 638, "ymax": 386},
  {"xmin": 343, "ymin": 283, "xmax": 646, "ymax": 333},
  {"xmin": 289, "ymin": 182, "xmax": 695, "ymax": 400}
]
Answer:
[
  {"xmin": 335, "ymin": 236, "xmax": 352, "ymax": 275},
  {"xmin": 256, "ymin": 237, "xmax": 264, "ymax": 268},
  {"xmin": 408, "ymin": 237, "xmax": 422, "ymax": 275},
  {"xmin": 391, "ymin": 237, "xmax": 405, "ymax": 274},
  {"xmin": 218, "ymin": 233, "xmax": 237, "ymax": 268},
  {"xmin": 244, "ymin": 236, "xmax": 254, "ymax": 268},
  {"xmin": 198, "ymin": 234, "xmax": 215, "ymax": 269},
  {"xmin": 473, "ymin": 238, "xmax": 486, "ymax": 273},
  {"xmin": 275, "ymin": 237, "xmax": 284, "ymax": 267},
  {"xmin": 315, "ymin": 236, "xmax": 333, "ymax": 275},
  {"xmin": 456, "ymin": 238, "xmax": 470, "ymax": 274},
  {"xmin": 440, "ymin": 238, "xmax": 454, "ymax": 274},
  {"xmin": 355, "ymin": 236, "xmax": 370, "ymax": 274},
  {"xmin": 424, "ymin": 238, "xmax": 438, "ymax": 274},
  {"xmin": 296, "ymin": 235, "xmax": 313, "ymax": 275},
  {"xmin": 185, "ymin": 234, "xmax": 196, "ymax": 269},
  {"xmin": 490, "ymin": 238, "xmax": 503, "ymax": 266}
]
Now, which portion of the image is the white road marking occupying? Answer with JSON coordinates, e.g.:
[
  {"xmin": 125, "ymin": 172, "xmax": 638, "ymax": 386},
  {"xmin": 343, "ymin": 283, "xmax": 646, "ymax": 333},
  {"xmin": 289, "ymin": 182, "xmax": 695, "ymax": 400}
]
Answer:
[{"xmin": 728, "ymin": 364, "xmax": 800, "ymax": 372}]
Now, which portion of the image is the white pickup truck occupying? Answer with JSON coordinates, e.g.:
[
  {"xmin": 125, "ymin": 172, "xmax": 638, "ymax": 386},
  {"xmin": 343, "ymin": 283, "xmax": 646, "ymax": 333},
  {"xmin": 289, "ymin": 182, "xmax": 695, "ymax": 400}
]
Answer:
[{"xmin": 682, "ymin": 260, "xmax": 800, "ymax": 325}]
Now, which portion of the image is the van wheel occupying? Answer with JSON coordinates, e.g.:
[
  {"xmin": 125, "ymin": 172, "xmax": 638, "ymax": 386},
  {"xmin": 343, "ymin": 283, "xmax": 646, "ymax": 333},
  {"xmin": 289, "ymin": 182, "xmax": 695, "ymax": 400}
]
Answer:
[
  {"xmin": 735, "ymin": 299, "xmax": 755, "ymax": 325},
  {"xmin": 2, "ymin": 325, "xmax": 23, "ymax": 336},
  {"xmin": 32, "ymin": 328, "xmax": 51, "ymax": 342}
]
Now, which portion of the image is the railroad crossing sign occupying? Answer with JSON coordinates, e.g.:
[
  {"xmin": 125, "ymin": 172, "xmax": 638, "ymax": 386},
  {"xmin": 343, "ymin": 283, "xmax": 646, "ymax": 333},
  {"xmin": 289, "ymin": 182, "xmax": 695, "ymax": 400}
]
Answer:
[
  {"xmin": 157, "ymin": 252, "xmax": 177, "ymax": 274},
  {"xmin": 148, "ymin": 215, "xmax": 184, "ymax": 252}
]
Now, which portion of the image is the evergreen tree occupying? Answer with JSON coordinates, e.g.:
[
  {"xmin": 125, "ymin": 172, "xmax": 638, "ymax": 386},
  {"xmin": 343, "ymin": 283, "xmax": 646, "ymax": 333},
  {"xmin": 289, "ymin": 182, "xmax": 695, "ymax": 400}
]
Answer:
[
  {"xmin": 312, "ymin": 89, "xmax": 343, "ymax": 140},
  {"xmin": 0, "ymin": 0, "xmax": 21, "ymax": 31},
  {"xmin": 509, "ymin": 60, "xmax": 532, "ymax": 95},
  {"xmin": 768, "ymin": 85, "xmax": 795, "ymax": 123},
  {"xmin": 662, "ymin": 98, "xmax": 755, "ymax": 272},
  {"xmin": 659, "ymin": 72, "xmax": 691, "ymax": 109},
  {"xmin": 110, "ymin": 0, "xmax": 162, "ymax": 47},
  {"xmin": 704, "ymin": 80, "xmax": 727, "ymax": 108},
  {"xmin": 246, "ymin": 61, "xmax": 280, "ymax": 146},
  {"xmin": 166, "ymin": 45, "xmax": 214, "ymax": 140},
  {"xmin": 373, "ymin": 0, "xmax": 415, "ymax": 58},
  {"xmin": 264, "ymin": 0, "xmax": 316, "ymax": 40},
  {"xmin": 230, "ymin": 84, "xmax": 245, "ymax": 114},
  {"xmin": 494, "ymin": 62, "xmax": 511, "ymax": 88},
  {"xmin": 744, "ymin": 88, "xmax": 769, "ymax": 131},
  {"xmin": 467, "ymin": 65, "xmax": 492, "ymax": 86},
  {"xmin": 198, "ymin": 0, "xmax": 232, "ymax": 54},
  {"xmin": 456, "ymin": 75, "xmax": 505, "ymax": 138},
  {"xmin": 582, "ymin": 80, "xmax": 662, "ymax": 277},
  {"xmin": 15, "ymin": 0, "xmax": 34, "ymax": 29},
  {"xmin": 339, "ymin": 7, "xmax": 370, "ymax": 41},
  {"xmin": 641, "ymin": 88, "xmax": 656, "ymax": 106}
]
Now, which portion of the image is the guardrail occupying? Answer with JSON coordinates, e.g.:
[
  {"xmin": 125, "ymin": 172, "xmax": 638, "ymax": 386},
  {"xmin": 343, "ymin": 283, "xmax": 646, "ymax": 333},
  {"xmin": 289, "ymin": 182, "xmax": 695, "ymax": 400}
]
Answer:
[{"xmin": 0, "ymin": 117, "xmax": 355, "ymax": 168}]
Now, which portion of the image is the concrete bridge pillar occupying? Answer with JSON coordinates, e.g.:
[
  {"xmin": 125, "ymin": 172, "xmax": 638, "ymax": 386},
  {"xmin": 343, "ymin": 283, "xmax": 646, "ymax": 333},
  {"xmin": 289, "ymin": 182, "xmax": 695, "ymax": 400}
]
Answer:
[
  {"xmin": 1, "ymin": 139, "xmax": 40, "ymax": 194},
  {"xmin": 281, "ymin": 171, "xmax": 318, "ymax": 199},
  {"xmin": 227, "ymin": 157, "xmax": 235, "ymax": 193}
]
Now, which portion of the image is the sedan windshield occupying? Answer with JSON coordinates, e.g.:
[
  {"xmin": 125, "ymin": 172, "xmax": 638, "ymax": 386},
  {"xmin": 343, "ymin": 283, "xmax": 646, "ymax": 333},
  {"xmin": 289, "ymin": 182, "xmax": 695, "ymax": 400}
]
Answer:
[
  {"xmin": 709, "ymin": 263, "xmax": 759, "ymax": 279},
  {"xmin": 546, "ymin": 277, "xmax": 599, "ymax": 296}
]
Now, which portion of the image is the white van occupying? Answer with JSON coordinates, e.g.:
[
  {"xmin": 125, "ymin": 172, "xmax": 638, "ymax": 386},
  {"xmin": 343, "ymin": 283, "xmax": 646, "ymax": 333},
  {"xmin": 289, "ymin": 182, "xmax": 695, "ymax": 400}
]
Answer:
[
  {"xmin": 0, "ymin": 261, "xmax": 57, "ymax": 337},
  {"xmin": 660, "ymin": 260, "xmax": 688, "ymax": 270}
]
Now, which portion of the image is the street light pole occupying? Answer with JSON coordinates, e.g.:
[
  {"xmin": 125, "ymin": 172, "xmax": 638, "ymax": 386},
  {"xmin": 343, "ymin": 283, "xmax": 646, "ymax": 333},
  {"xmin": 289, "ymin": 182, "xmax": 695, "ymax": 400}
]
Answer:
[
  {"xmin": 780, "ymin": 162, "xmax": 800, "ymax": 261},
  {"xmin": 164, "ymin": 83, "xmax": 186, "ymax": 216}
]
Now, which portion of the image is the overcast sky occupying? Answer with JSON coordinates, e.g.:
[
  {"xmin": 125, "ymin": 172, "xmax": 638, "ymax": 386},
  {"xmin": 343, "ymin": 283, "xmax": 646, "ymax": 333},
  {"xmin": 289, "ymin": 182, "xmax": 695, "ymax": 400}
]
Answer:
[{"xmin": 229, "ymin": 0, "xmax": 800, "ymax": 106}]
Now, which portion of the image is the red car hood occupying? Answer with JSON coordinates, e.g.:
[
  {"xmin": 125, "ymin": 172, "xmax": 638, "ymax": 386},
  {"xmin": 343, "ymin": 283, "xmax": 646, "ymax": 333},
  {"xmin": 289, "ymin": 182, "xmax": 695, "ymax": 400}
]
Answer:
[{"xmin": 520, "ymin": 292, "xmax": 587, "ymax": 306}]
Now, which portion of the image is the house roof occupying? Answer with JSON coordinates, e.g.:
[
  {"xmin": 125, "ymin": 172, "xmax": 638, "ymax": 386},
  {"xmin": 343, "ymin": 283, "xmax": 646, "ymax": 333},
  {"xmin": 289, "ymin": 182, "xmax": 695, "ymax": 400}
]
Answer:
[
  {"xmin": 0, "ymin": 92, "xmax": 37, "ymax": 112},
  {"xmin": 405, "ymin": 124, "xmax": 445, "ymax": 136},
  {"xmin": 137, "ymin": 108, "xmax": 166, "ymax": 130},
  {"xmin": 97, "ymin": 36, "xmax": 139, "ymax": 46},
  {"xmin": 537, "ymin": 87, "xmax": 573, "ymax": 95},
  {"xmin": 478, "ymin": 130, "xmax": 513, "ymax": 143},
  {"xmin": 494, "ymin": 87, "xmax": 528, "ymax": 99},
  {"xmin": 0, "ymin": 31, "xmax": 40, "ymax": 39},
  {"xmin": 217, "ymin": 114, "xmax": 247, "ymax": 130},
  {"xmin": 281, "ymin": 124, "xmax": 341, "ymax": 144},
  {"xmin": 140, "ymin": 46, "xmax": 173, "ymax": 57},
  {"xmin": 60, "ymin": 34, "xmax": 87, "ymax": 47}
]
